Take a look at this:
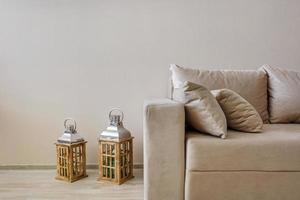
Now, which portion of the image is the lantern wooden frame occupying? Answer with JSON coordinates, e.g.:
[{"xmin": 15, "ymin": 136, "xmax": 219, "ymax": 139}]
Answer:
[
  {"xmin": 55, "ymin": 141, "xmax": 87, "ymax": 183},
  {"xmin": 98, "ymin": 137, "xmax": 134, "ymax": 184}
]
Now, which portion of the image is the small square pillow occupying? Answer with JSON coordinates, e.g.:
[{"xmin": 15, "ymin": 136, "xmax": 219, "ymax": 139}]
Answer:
[
  {"xmin": 263, "ymin": 65, "xmax": 300, "ymax": 123},
  {"xmin": 173, "ymin": 81, "xmax": 227, "ymax": 139},
  {"xmin": 211, "ymin": 89, "xmax": 263, "ymax": 132}
]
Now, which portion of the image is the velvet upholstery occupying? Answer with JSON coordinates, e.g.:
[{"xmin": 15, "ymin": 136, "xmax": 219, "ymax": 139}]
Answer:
[
  {"xmin": 143, "ymin": 99, "xmax": 185, "ymax": 200},
  {"xmin": 185, "ymin": 171, "xmax": 300, "ymax": 200},
  {"xmin": 186, "ymin": 124, "xmax": 300, "ymax": 171}
]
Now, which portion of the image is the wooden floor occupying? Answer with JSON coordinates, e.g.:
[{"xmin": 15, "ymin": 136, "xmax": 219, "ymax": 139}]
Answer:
[{"xmin": 0, "ymin": 169, "xmax": 143, "ymax": 200}]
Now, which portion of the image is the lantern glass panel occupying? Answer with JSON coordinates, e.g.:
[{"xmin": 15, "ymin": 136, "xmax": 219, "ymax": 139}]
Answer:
[
  {"xmin": 103, "ymin": 167, "xmax": 106, "ymax": 177},
  {"xmin": 102, "ymin": 144, "xmax": 106, "ymax": 154},
  {"xmin": 102, "ymin": 156, "xmax": 106, "ymax": 165}
]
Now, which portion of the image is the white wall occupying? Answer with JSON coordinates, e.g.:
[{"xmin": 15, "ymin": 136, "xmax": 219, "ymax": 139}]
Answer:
[{"xmin": 1, "ymin": 0, "xmax": 300, "ymax": 165}]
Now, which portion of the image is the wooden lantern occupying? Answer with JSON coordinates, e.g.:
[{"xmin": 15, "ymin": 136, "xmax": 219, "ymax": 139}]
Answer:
[
  {"xmin": 98, "ymin": 137, "xmax": 134, "ymax": 184},
  {"xmin": 98, "ymin": 109, "xmax": 134, "ymax": 184},
  {"xmin": 55, "ymin": 118, "xmax": 88, "ymax": 182},
  {"xmin": 55, "ymin": 141, "xmax": 87, "ymax": 182}
]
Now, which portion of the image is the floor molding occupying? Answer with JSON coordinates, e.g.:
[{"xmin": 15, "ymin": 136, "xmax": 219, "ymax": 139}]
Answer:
[{"xmin": 0, "ymin": 164, "xmax": 143, "ymax": 170}]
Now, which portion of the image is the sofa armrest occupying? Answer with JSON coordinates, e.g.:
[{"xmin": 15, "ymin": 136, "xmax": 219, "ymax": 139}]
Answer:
[{"xmin": 143, "ymin": 99, "xmax": 185, "ymax": 200}]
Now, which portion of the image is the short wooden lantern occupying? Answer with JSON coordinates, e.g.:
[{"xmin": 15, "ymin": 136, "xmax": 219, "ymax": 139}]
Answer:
[
  {"xmin": 98, "ymin": 137, "xmax": 133, "ymax": 184},
  {"xmin": 55, "ymin": 119, "xmax": 88, "ymax": 183},
  {"xmin": 98, "ymin": 109, "xmax": 134, "ymax": 184}
]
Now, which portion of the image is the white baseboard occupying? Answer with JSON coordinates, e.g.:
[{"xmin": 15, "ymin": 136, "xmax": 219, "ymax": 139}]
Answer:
[{"xmin": 0, "ymin": 164, "xmax": 143, "ymax": 170}]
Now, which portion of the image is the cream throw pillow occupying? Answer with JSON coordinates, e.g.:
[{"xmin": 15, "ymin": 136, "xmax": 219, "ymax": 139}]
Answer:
[
  {"xmin": 263, "ymin": 65, "xmax": 300, "ymax": 123},
  {"xmin": 173, "ymin": 81, "xmax": 227, "ymax": 139},
  {"xmin": 211, "ymin": 89, "xmax": 263, "ymax": 133}
]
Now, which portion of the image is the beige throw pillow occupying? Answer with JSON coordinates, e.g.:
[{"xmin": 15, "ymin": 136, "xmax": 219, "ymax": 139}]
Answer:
[
  {"xmin": 211, "ymin": 89, "xmax": 263, "ymax": 133},
  {"xmin": 173, "ymin": 81, "xmax": 227, "ymax": 139},
  {"xmin": 263, "ymin": 65, "xmax": 300, "ymax": 123}
]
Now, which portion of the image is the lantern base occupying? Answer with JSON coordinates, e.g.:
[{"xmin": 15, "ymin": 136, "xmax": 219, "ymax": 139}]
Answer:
[
  {"xmin": 97, "ymin": 175, "xmax": 134, "ymax": 185},
  {"xmin": 55, "ymin": 174, "xmax": 88, "ymax": 183}
]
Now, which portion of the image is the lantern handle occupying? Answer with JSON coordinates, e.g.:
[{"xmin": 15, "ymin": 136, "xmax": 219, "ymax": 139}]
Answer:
[
  {"xmin": 109, "ymin": 109, "xmax": 124, "ymax": 122},
  {"xmin": 64, "ymin": 118, "xmax": 77, "ymax": 131}
]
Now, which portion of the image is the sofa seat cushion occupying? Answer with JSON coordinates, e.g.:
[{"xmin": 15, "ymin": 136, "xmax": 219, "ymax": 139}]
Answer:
[{"xmin": 186, "ymin": 124, "xmax": 300, "ymax": 171}]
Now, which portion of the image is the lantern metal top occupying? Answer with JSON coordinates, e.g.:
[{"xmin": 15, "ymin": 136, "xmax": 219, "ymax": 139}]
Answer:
[
  {"xmin": 99, "ymin": 109, "xmax": 131, "ymax": 140},
  {"xmin": 58, "ymin": 118, "xmax": 85, "ymax": 143}
]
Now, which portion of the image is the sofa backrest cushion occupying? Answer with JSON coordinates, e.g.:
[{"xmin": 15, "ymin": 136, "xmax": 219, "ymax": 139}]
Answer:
[
  {"xmin": 170, "ymin": 64, "xmax": 269, "ymax": 123},
  {"xmin": 263, "ymin": 65, "xmax": 300, "ymax": 123}
]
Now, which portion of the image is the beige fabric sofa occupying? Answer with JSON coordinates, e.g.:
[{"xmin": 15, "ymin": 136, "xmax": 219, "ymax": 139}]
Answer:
[{"xmin": 143, "ymin": 66, "xmax": 300, "ymax": 200}]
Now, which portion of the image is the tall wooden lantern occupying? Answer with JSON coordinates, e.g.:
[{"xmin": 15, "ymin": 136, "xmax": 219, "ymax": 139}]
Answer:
[
  {"xmin": 55, "ymin": 118, "xmax": 87, "ymax": 183},
  {"xmin": 98, "ymin": 109, "xmax": 134, "ymax": 184}
]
